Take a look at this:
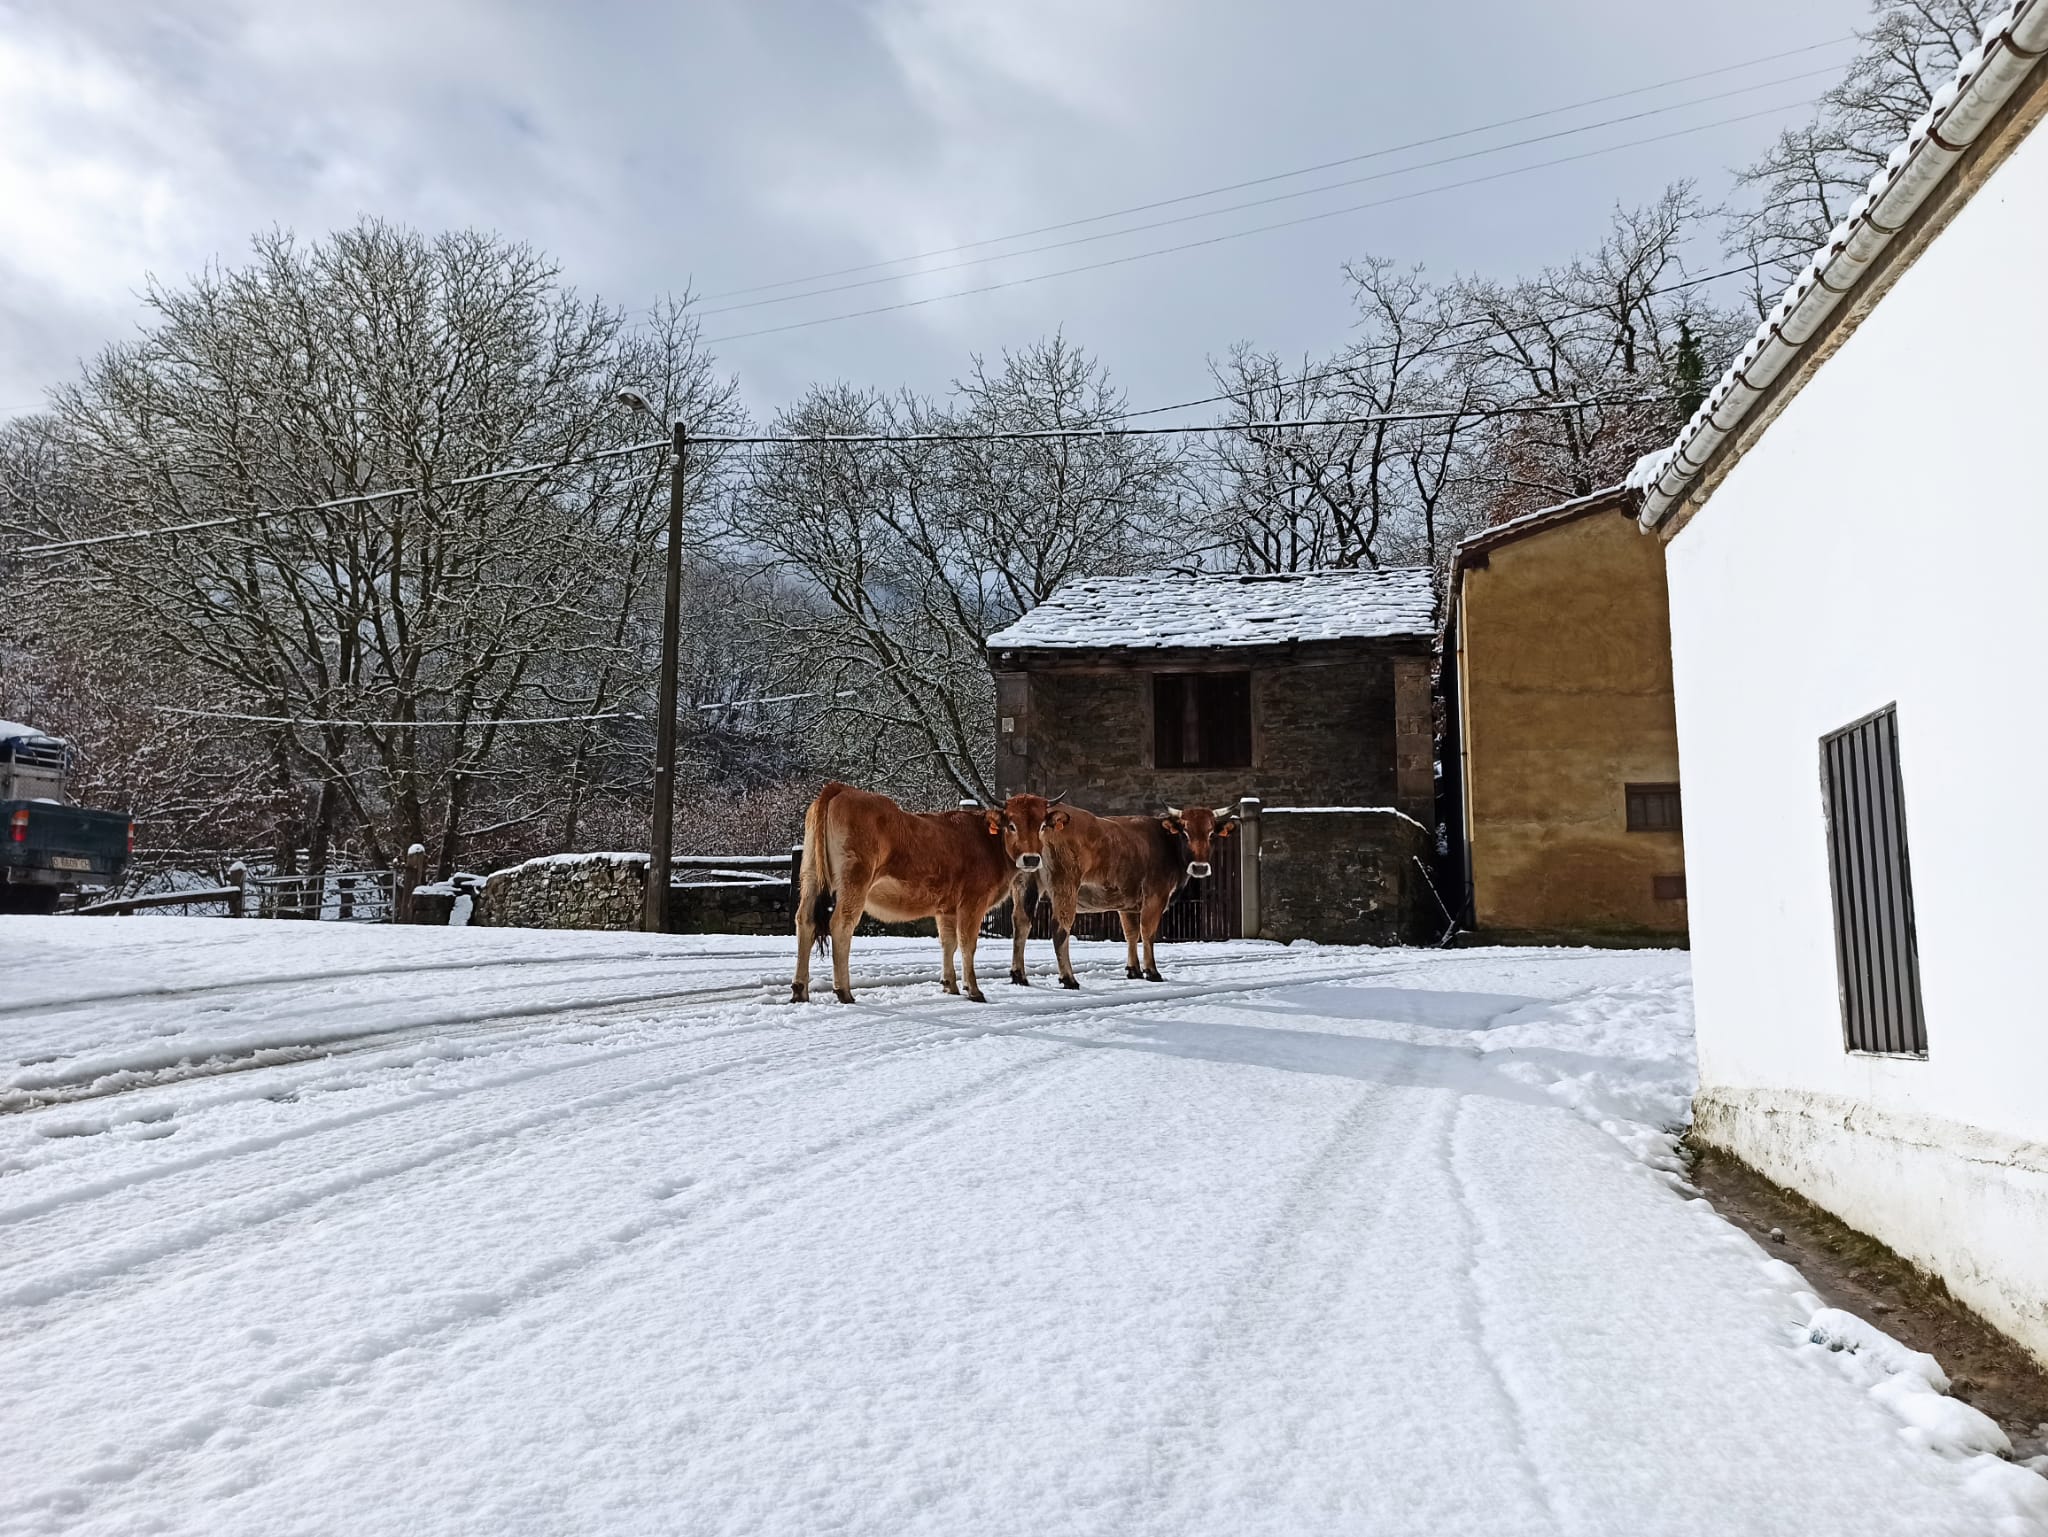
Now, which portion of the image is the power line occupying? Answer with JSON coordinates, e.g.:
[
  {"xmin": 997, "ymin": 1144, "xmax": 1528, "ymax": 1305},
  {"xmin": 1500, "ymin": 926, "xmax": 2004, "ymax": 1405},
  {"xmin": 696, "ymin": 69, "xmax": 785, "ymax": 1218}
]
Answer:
[
  {"xmin": 698, "ymin": 35, "xmax": 1852, "ymax": 304},
  {"xmin": 15, "ymin": 438, "xmax": 670, "ymax": 556},
  {"xmin": 150, "ymin": 688, "xmax": 859, "ymax": 728},
  {"xmin": 15, "ymin": 395, "xmax": 1673, "ymax": 559},
  {"xmin": 150, "ymin": 707, "xmax": 634, "ymax": 728},
  {"xmin": 701, "ymin": 98, "xmax": 1817, "ymax": 346},
  {"xmin": 679, "ymin": 395, "xmax": 1673, "ymax": 446},
  {"xmin": 1113, "ymin": 263, "xmax": 1762, "ymax": 422},
  {"xmin": 697, "ymin": 689, "xmax": 858, "ymax": 712},
  {"xmin": 698, "ymin": 67, "xmax": 1840, "ymax": 320}
]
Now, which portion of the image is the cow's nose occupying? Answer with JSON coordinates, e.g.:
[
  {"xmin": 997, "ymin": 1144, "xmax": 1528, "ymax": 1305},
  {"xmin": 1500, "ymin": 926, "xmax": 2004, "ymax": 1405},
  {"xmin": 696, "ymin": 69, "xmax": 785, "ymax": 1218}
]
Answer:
[
  {"xmin": 1017, "ymin": 853, "xmax": 1041, "ymax": 872},
  {"xmin": 1188, "ymin": 861, "xmax": 1211, "ymax": 879}
]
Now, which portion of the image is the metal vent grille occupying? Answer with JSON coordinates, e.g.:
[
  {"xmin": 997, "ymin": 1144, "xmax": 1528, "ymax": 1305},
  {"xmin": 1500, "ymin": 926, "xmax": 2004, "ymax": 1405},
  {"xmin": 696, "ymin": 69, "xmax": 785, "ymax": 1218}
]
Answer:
[{"xmin": 1821, "ymin": 706, "xmax": 1927, "ymax": 1057}]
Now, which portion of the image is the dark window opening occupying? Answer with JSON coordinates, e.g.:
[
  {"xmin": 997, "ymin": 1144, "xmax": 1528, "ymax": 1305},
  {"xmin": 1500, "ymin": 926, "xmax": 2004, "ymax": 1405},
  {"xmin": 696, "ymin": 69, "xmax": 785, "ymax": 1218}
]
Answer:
[
  {"xmin": 1626, "ymin": 782, "xmax": 1683, "ymax": 832},
  {"xmin": 1651, "ymin": 874, "xmax": 1687, "ymax": 902},
  {"xmin": 1822, "ymin": 705, "xmax": 1927, "ymax": 1057},
  {"xmin": 1154, "ymin": 673, "xmax": 1251, "ymax": 769}
]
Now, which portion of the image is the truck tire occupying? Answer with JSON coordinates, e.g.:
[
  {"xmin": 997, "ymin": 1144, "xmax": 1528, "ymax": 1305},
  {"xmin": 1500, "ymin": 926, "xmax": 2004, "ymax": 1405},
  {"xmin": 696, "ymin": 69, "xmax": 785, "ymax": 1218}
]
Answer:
[{"xmin": 0, "ymin": 885, "xmax": 62, "ymax": 915}]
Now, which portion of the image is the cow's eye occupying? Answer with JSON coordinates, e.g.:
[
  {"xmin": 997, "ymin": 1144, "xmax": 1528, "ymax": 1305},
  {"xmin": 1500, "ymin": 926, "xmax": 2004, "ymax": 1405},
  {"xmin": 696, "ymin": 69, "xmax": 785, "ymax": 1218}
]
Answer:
[{"xmin": 1004, "ymin": 820, "xmax": 1015, "ymax": 831}]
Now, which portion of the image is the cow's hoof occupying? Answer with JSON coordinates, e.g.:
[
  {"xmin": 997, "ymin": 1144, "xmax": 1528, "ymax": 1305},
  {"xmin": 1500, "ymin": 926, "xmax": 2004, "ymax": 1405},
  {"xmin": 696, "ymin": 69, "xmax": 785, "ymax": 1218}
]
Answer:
[
  {"xmin": 1143, "ymin": 969, "xmax": 1165, "ymax": 983},
  {"xmin": 1060, "ymin": 975, "xmax": 1081, "ymax": 991},
  {"xmin": 1009, "ymin": 969, "xmax": 1029, "ymax": 987},
  {"xmin": 790, "ymin": 983, "xmax": 808, "ymax": 1003},
  {"xmin": 942, "ymin": 981, "xmax": 960, "ymax": 995},
  {"xmin": 834, "ymin": 988, "xmax": 856, "ymax": 1004},
  {"xmin": 966, "ymin": 988, "xmax": 988, "ymax": 1003},
  {"xmin": 1126, "ymin": 967, "xmax": 1142, "ymax": 980}
]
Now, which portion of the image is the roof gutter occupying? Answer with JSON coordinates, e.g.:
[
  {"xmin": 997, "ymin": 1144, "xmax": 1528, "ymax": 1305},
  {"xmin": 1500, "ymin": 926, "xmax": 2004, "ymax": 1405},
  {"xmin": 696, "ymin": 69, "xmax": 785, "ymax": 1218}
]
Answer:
[{"xmin": 1635, "ymin": 0, "xmax": 2048, "ymax": 529}]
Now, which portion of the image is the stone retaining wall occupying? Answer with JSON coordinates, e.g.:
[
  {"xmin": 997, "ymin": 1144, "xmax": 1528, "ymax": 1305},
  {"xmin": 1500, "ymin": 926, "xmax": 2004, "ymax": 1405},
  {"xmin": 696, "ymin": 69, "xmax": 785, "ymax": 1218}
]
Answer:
[
  {"xmin": 470, "ymin": 853, "xmax": 649, "ymax": 930},
  {"xmin": 466, "ymin": 852, "xmax": 815, "ymax": 936},
  {"xmin": 1254, "ymin": 807, "xmax": 1434, "ymax": 947}
]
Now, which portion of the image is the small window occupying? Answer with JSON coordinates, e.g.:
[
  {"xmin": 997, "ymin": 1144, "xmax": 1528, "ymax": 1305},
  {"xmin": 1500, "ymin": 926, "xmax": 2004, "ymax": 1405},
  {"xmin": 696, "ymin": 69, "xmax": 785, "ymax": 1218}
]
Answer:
[
  {"xmin": 1626, "ymin": 783, "xmax": 1682, "ymax": 832},
  {"xmin": 1154, "ymin": 673, "xmax": 1251, "ymax": 769},
  {"xmin": 1652, "ymin": 874, "xmax": 1687, "ymax": 902},
  {"xmin": 1822, "ymin": 705, "xmax": 1927, "ymax": 1056}
]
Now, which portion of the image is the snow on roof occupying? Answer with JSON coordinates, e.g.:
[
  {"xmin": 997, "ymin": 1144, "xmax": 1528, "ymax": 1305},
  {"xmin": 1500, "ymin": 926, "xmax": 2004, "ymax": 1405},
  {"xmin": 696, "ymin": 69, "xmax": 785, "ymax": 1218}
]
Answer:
[
  {"xmin": 0, "ymin": 719, "xmax": 62, "ymax": 746},
  {"xmin": 1635, "ymin": 0, "xmax": 2048, "ymax": 527},
  {"xmin": 987, "ymin": 568, "xmax": 1437, "ymax": 653},
  {"xmin": 1450, "ymin": 484, "xmax": 1637, "ymax": 569}
]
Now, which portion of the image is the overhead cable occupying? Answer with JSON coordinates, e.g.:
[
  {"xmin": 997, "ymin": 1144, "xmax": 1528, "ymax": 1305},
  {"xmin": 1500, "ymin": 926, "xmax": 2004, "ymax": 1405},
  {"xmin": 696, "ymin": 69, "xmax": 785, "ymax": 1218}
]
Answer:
[
  {"xmin": 701, "ymin": 100, "xmax": 1818, "ymax": 345},
  {"xmin": 698, "ymin": 68, "xmax": 1840, "ymax": 319},
  {"xmin": 698, "ymin": 35, "xmax": 1852, "ymax": 302}
]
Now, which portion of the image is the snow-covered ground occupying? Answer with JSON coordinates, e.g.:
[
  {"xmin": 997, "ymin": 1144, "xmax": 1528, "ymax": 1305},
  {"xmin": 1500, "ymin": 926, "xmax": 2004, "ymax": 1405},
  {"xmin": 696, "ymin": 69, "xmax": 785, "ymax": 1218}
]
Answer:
[{"xmin": 1, "ymin": 918, "xmax": 2042, "ymax": 1536}]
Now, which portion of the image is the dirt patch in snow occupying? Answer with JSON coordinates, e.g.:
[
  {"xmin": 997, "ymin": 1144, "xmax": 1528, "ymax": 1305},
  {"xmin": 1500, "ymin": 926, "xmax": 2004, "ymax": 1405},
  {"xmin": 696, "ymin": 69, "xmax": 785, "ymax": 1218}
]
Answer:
[{"xmin": 1686, "ymin": 1139, "xmax": 2048, "ymax": 1462}]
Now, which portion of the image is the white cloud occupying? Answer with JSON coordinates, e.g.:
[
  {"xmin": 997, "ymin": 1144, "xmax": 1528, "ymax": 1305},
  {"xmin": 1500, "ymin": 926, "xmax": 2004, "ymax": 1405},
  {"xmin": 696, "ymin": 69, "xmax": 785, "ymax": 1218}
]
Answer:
[{"xmin": 0, "ymin": 0, "xmax": 1870, "ymax": 419}]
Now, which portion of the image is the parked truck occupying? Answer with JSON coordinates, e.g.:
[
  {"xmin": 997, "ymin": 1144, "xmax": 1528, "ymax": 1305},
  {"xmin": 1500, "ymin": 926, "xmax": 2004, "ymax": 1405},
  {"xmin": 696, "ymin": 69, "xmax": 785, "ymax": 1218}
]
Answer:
[{"xmin": 0, "ymin": 721, "xmax": 132, "ymax": 914}]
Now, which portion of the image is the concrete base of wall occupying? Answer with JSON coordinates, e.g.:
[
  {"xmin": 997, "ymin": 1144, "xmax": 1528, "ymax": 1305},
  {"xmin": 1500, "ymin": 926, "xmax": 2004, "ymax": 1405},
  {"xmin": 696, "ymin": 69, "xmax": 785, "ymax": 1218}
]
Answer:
[
  {"xmin": 1692, "ymin": 1084, "xmax": 2048, "ymax": 1368},
  {"xmin": 1453, "ymin": 927, "xmax": 1690, "ymax": 951}
]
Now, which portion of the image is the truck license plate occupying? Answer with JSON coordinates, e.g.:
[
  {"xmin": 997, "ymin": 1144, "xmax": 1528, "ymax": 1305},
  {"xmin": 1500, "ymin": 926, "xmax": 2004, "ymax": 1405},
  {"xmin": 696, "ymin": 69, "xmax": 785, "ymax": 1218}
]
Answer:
[{"xmin": 50, "ymin": 856, "xmax": 91, "ymax": 872}]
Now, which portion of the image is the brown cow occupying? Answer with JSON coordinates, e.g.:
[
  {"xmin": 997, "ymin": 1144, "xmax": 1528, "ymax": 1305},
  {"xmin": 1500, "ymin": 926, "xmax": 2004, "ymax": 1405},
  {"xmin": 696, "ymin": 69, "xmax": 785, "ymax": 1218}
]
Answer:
[
  {"xmin": 1010, "ymin": 803, "xmax": 1236, "ymax": 988},
  {"xmin": 791, "ymin": 783, "xmax": 1064, "ymax": 1004}
]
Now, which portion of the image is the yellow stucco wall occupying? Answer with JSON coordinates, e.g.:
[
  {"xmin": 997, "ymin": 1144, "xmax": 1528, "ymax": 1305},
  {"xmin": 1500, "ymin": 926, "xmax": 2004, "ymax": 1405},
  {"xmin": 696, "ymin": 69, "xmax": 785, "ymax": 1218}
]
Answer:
[{"xmin": 1458, "ymin": 506, "xmax": 1686, "ymax": 937}]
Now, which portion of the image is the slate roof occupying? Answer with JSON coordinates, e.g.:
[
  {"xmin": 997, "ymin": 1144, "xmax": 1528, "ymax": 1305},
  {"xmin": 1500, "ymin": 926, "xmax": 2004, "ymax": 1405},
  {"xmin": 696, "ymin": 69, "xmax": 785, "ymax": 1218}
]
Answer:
[{"xmin": 987, "ymin": 568, "xmax": 1437, "ymax": 654}]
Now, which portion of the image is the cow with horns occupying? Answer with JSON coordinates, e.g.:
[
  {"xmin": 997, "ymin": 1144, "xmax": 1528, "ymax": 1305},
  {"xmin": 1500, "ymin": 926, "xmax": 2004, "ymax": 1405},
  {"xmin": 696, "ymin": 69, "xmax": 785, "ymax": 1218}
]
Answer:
[
  {"xmin": 1010, "ymin": 802, "xmax": 1236, "ymax": 988},
  {"xmin": 791, "ymin": 782, "xmax": 1068, "ymax": 1004}
]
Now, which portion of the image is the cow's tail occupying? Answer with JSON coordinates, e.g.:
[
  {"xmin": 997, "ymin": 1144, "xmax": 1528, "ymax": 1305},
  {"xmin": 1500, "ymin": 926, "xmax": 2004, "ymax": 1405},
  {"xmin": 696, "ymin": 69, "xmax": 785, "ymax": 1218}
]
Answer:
[{"xmin": 798, "ymin": 785, "xmax": 840, "ymax": 956}]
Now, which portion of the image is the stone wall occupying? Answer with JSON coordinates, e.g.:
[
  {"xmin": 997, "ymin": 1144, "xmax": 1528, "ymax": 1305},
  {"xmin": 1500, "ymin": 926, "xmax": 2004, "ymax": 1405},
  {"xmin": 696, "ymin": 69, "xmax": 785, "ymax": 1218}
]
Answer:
[
  {"xmin": 466, "ymin": 853, "xmax": 916, "ymax": 938},
  {"xmin": 1254, "ymin": 807, "xmax": 1434, "ymax": 947},
  {"xmin": 672, "ymin": 881, "xmax": 795, "ymax": 936},
  {"xmin": 996, "ymin": 654, "xmax": 1427, "ymax": 818},
  {"xmin": 470, "ymin": 853, "xmax": 650, "ymax": 931}
]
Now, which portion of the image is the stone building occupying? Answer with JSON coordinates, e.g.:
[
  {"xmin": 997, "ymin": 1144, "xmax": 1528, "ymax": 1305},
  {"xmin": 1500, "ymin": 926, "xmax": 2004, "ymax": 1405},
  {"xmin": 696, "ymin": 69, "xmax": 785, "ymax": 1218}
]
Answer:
[
  {"xmin": 1439, "ymin": 484, "xmax": 1687, "ymax": 944},
  {"xmin": 985, "ymin": 568, "xmax": 1437, "ymax": 944}
]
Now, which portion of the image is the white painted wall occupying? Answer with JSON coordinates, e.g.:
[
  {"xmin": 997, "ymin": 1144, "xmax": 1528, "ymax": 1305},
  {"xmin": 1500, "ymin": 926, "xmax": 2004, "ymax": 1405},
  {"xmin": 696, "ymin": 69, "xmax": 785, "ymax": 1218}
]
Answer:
[{"xmin": 1666, "ymin": 115, "xmax": 2048, "ymax": 1361}]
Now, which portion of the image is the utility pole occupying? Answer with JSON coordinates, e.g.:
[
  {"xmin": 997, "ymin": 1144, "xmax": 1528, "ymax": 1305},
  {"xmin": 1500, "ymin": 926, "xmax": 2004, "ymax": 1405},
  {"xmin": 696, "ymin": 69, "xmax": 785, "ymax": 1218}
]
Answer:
[{"xmin": 644, "ymin": 421, "xmax": 687, "ymax": 933}]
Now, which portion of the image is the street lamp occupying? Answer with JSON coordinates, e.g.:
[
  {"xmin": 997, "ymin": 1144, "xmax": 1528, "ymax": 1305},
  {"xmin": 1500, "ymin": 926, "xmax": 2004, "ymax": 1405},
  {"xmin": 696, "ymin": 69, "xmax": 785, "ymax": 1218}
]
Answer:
[{"xmin": 618, "ymin": 390, "xmax": 687, "ymax": 934}]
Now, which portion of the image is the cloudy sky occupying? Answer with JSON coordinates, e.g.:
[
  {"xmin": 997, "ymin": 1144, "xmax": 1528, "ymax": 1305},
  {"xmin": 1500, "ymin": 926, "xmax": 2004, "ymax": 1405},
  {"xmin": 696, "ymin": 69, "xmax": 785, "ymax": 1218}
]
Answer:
[{"xmin": 0, "ymin": 0, "xmax": 1870, "ymax": 425}]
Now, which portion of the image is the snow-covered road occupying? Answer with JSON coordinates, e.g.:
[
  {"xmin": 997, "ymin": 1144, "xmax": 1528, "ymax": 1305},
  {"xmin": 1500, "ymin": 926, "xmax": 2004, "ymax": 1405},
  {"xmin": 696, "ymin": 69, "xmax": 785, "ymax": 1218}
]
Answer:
[{"xmin": 2, "ymin": 919, "xmax": 2042, "ymax": 1535}]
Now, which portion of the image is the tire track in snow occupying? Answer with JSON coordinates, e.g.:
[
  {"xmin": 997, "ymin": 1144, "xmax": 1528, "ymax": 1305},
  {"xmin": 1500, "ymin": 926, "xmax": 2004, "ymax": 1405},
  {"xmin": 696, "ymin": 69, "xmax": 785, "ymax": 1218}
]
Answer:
[
  {"xmin": 1, "ymin": 952, "xmax": 1019, "ymax": 1113},
  {"xmin": 1137, "ymin": 1083, "xmax": 1406, "ymax": 1519},
  {"xmin": 5, "ymin": 954, "xmax": 1423, "ymax": 1251},
  {"xmin": 5, "ymin": 1015, "xmax": 1110, "ymax": 1524},
  {"xmin": 1117, "ymin": 1031, "xmax": 1446, "ymax": 1531},
  {"xmin": 0, "ymin": 945, "xmax": 784, "ymax": 1020},
  {"xmin": 1, "ymin": 950, "xmax": 1196, "ymax": 1113},
  {"xmin": 1, "ymin": 967, "xmax": 1279, "ymax": 1317},
  {"xmin": 1441, "ymin": 1092, "xmax": 1567, "ymax": 1531}
]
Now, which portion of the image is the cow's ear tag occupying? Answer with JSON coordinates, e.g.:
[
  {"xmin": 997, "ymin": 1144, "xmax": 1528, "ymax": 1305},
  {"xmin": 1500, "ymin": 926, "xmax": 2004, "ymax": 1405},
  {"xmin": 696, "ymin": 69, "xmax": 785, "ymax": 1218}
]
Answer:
[
  {"xmin": 1216, "ymin": 821, "xmax": 1235, "ymax": 838},
  {"xmin": 985, "ymin": 811, "xmax": 1002, "ymax": 836}
]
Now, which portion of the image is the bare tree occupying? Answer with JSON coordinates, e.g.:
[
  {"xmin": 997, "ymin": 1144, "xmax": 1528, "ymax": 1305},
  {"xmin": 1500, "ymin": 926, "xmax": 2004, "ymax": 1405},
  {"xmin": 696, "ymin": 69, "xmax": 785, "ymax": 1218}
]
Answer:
[
  {"xmin": 22, "ymin": 222, "xmax": 742, "ymax": 877},
  {"xmin": 1729, "ymin": 0, "xmax": 2000, "ymax": 296},
  {"xmin": 725, "ymin": 338, "xmax": 1183, "ymax": 803},
  {"xmin": 1206, "ymin": 261, "xmax": 1482, "ymax": 573},
  {"xmin": 1204, "ymin": 190, "xmax": 1741, "ymax": 570},
  {"xmin": 1444, "ymin": 185, "xmax": 1742, "ymax": 523}
]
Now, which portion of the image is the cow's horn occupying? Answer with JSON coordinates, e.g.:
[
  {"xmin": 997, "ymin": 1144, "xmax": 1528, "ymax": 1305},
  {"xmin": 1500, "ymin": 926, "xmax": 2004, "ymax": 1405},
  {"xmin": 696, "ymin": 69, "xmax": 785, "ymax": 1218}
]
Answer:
[
  {"xmin": 1213, "ymin": 804, "xmax": 1234, "ymax": 818},
  {"xmin": 1164, "ymin": 805, "xmax": 1183, "ymax": 819},
  {"xmin": 1046, "ymin": 790, "xmax": 1067, "ymax": 806}
]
